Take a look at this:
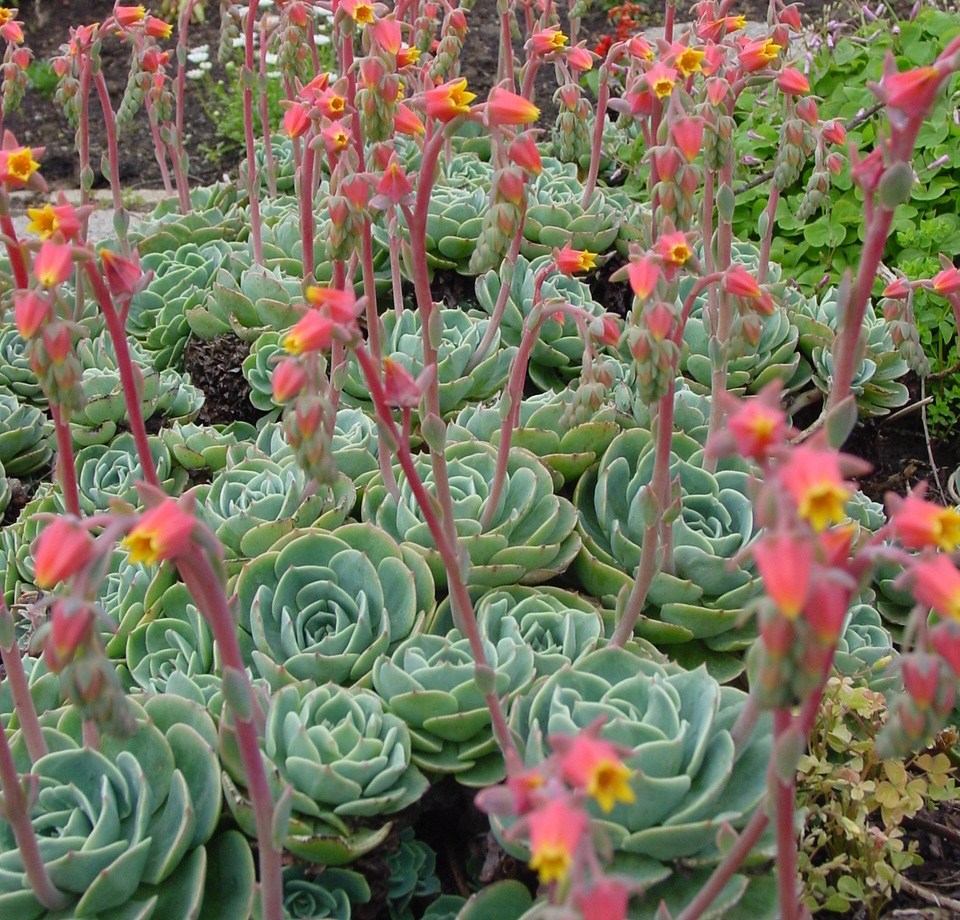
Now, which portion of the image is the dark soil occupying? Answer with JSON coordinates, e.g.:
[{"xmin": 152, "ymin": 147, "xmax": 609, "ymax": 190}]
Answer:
[
  {"xmin": 181, "ymin": 333, "xmax": 260, "ymax": 426},
  {"xmin": 5, "ymin": 0, "xmax": 234, "ymax": 188}
]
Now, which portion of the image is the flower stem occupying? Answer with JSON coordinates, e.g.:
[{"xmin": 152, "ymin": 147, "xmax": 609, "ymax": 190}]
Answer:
[
  {"xmin": 0, "ymin": 603, "xmax": 46, "ymax": 764},
  {"xmin": 774, "ymin": 708, "xmax": 800, "ymax": 920},
  {"xmin": 177, "ymin": 552, "xmax": 280, "ymax": 920},
  {"xmin": 50, "ymin": 404, "xmax": 81, "ymax": 516},
  {"xmin": 92, "ymin": 72, "xmax": 128, "ymax": 255},
  {"xmin": 242, "ymin": 3, "xmax": 264, "ymax": 266}
]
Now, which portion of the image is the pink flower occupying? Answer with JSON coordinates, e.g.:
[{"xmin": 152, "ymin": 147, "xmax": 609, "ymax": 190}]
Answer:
[
  {"xmin": 738, "ymin": 37, "xmax": 781, "ymax": 72},
  {"xmin": 822, "ymin": 119, "xmax": 846, "ymax": 145},
  {"xmin": 554, "ymin": 245, "xmax": 597, "ymax": 275},
  {"xmin": 777, "ymin": 67, "xmax": 810, "ymax": 95},
  {"xmin": 45, "ymin": 600, "xmax": 94, "ymax": 672},
  {"xmin": 305, "ymin": 285, "xmax": 361, "ymax": 324},
  {"xmin": 100, "ymin": 248, "xmax": 146, "ymax": 299},
  {"xmin": 33, "ymin": 517, "xmax": 95, "ymax": 589},
  {"xmin": 723, "ymin": 265, "xmax": 775, "ymax": 314},
  {"xmin": 122, "ymin": 499, "xmax": 196, "ymax": 566},
  {"xmin": 932, "ymin": 264, "xmax": 960, "ymax": 296},
  {"xmin": 559, "ymin": 733, "xmax": 634, "ymax": 812},
  {"xmin": 596, "ymin": 314, "xmax": 621, "ymax": 348},
  {"xmin": 627, "ymin": 256, "xmax": 661, "ymax": 299},
  {"xmin": 567, "ymin": 44, "xmax": 594, "ymax": 72},
  {"xmin": 644, "ymin": 301, "xmax": 674, "ymax": 340},
  {"xmin": 653, "ymin": 230, "xmax": 693, "ymax": 277},
  {"xmin": 671, "ymin": 116, "xmax": 704, "ymax": 161},
  {"xmin": 14, "ymin": 290, "xmax": 50, "ymax": 339},
  {"xmin": 272, "ymin": 358, "xmax": 307, "ymax": 403},
  {"xmin": 485, "ymin": 86, "xmax": 540, "ymax": 126},
  {"xmin": 912, "ymin": 554, "xmax": 960, "ymax": 621},
  {"xmin": 576, "ymin": 879, "xmax": 630, "ymax": 920},
  {"xmin": 779, "ymin": 445, "xmax": 852, "ymax": 532},
  {"xmin": 508, "ymin": 133, "xmax": 542, "ymax": 175},
  {"xmin": 753, "ymin": 533, "xmax": 813, "ymax": 618},
  {"xmin": 283, "ymin": 310, "xmax": 334, "ymax": 355},
  {"xmin": 371, "ymin": 16, "xmax": 401, "ymax": 54},
  {"xmin": 530, "ymin": 28, "xmax": 568, "ymax": 55},
  {"xmin": 394, "ymin": 103, "xmax": 425, "ymax": 136},
  {"xmin": 802, "ymin": 578, "xmax": 851, "ymax": 640},
  {"xmin": 114, "ymin": 5, "xmax": 147, "ymax": 27},
  {"xmin": 34, "ymin": 240, "xmax": 73, "ymax": 288},
  {"xmin": 527, "ymin": 797, "xmax": 588, "ymax": 884},
  {"xmin": 645, "ymin": 61, "xmax": 678, "ymax": 99},
  {"xmin": 383, "ymin": 358, "xmax": 423, "ymax": 408},
  {"xmin": 374, "ymin": 157, "xmax": 413, "ymax": 206},
  {"xmin": 889, "ymin": 492, "xmax": 960, "ymax": 552},
  {"xmin": 321, "ymin": 121, "xmax": 351, "ymax": 156},
  {"xmin": 881, "ymin": 65, "xmax": 942, "ymax": 114},
  {"xmin": 283, "ymin": 103, "xmax": 312, "ymax": 139},
  {"xmin": 425, "ymin": 78, "xmax": 476, "ymax": 122},
  {"xmin": 725, "ymin": 394, "xmax": 787, "ymax": 461}
]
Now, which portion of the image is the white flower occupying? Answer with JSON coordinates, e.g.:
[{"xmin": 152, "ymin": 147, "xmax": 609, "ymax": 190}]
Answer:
[
  {"xmin": 199, "ymin": 60, "xmax": 213, "ymax": 71},
  {"xmin": 264, "ymin": 52, "xmax": 278, "ymax": 65},
  {"xmin": 314, "ymin": 33, "xmax": 331, "ymax": 45},
  {"xmin": 186, "ymin": 68, "xmax": 205, "ymax": 80},
  {"xmin": 186, "ymin": 45, "xmax": 210, "ymax": 63}
]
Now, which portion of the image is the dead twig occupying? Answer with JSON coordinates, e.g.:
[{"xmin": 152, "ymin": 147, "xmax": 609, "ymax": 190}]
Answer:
[
  {"xmin": 896, "ymin": 875, "xmax": 960, "ymax": 913},
  {"xmin": 905, "ymin": 813, "xmax": 960, "ymax": 852}
]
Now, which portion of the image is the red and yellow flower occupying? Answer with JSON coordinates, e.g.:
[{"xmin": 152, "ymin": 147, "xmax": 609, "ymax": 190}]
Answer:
[
  {"xmin": 122, "ymin": 499, "xmax": 196, "ymax": 566},
  {"xmin": 527, "ymin": 797, "xmax": 588, "ymax": 884}
]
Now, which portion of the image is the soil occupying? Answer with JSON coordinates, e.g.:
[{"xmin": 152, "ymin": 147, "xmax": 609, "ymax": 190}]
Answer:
[{"xmin": 181, "ymin": 333, "xmax": 261, "ymax": 426}]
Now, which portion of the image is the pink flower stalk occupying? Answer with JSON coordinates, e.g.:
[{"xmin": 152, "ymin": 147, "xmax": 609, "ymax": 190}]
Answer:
[
  {"xmin": 753, "ymin": 533, "xmax": 814, "ymax": 618},
  {"xmin": 14, "ymin": 291, "xmax": 50, "ymax": 339},
  {"xmin": 425, "ymin": 78, "xmax": 477, "ymax": 122},
  {"xmin": 671, "ymin": 116, "xmax": 705, "ymax": 161},
  {"xmin": 559, "ymin": 734, "xmax": 634, "ymax": 812},
  {"xmin": 122, "ymin": 499, "xmax": 196, "ymax": 566},
  {"xmin": 530, "ymin": 28, "xmax": 568, "ymax": 55},
  {"xmin": 272, "ymin": 358, "xmax": 307, "ymax": 403},
  {"xmin": 779, "ymin": 445, "xmax": 852, "ymax": 532},
  {"xmin": 628, "ymin": 256, "xmax": 661, "ymax": 299},
  {"xmin": 777, "ymin": 66, "xmax": 810, "ymax": 95},
  {"xmin": 527, "ymin": 797, "xmax": 588, "ymax": 884},
  {"xmin": 283, "ymin": 311, "xmax": 334, "ymax": 355},
  {"xmin": 33, "ymin": 518, "xmax": 95, "ymax": 589},
  {"xmin": 509, "ymin": 133, "xmax": 542, "ymax": 175},
  {"xmin": 485, "ymin": 87, "xmax": 540, "ymax": 126},
  {"xmin": 912, "ymin": 554, "xmax": 960, "ymax": 620},
  {"xmin": 33, "ymin": 241, "xmax": 73, "ymax": 288},
  {"xmin": 576, "ymin": 879, "xmax": 630, "ymax": 920},
  {"xmin": 889, "ymin": 492, "xmax": 960, "ymax": 552},
  {"xmin": 554, "ymin": 245, "xmax": 597, "ymax": 275}
]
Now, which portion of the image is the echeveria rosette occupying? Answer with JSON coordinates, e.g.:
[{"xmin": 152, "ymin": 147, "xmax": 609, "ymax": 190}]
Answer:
[
  {"xmin": 474, "ymin": 254, "xmax": 606, "ymax": 391},
  {"xmin": 2, "ymin": 695, "xmax": 254, "ymax": 920},
  {"xmin": 224, "ymin": 683, "xmax": 430, "ymax": 865},
  {"xmin": 790, "ymin": 287, "xmax": 910, "ymax": 417},
  {"xmin": 243, "ymin": 330, "xmax": 285, "ymax": 415},
  {"xmin": 0, "ymin": 325, "xmax": 47, "ymax": 407},
  {"xmin": 160, "ymin": 420, "xmax": 258, "ymax": 473},
  {"xmin": 75, "ymin": 433, "xmax": 188, "ymax": 515},
  {"xmin": 574, "ymin": 428, "xmax": 759, "ymax": 679},
  {"xmin": 451, "ymin": 385, "xmax": 621, "ymax": 486},
  {"xmin": 504, "ymin": 646, "xmax": 774, "ymax": 918},
  {"xmin": 431, "ymin": 585, "xmax": 604, "ymax": 677},
  {"xmin": 521, "ymin": 157, "xmax": 621, "ymax": 259},
  {"xmin": 0, "ymin": 654, "xmax": 60, "ymax": 733},
  {"xmin": 280, "ymin": 866, "xmax": 370, "ymax": 920},
  {"xmin": 235, "ymin": 523, "xmax": 434, "ymax": 689},
  {"xmin": 385, "ymin": 827, "xmax": 441, "ymax": 920},
  {"xmin": 362, "ymin": 439, "xmax": 580, "ymax": 588},
  {"xmin": 0, "ymin": 393, "xmax": 52, "ymax": 477},
  {"xmin": 192, "ymin": 263, "xmax": 303, "ymax": 342},
  {"xmin": 372, "ymin": 631, "xmax": 536, "ymax": 785},
  {"xmin": 131, "ymin": 183, "xmax": 245, "ymax": 256},
  {"xmin": 342, "ymin": 308, "xmax": 516, "ymax": 417},
  {"xmin": 197, "ymin": 456, "xmax": 355, "ymax": 563},
  {"xmin": 124, "ymin": 582, "xmax": 219, "ymax": 695},
  {"xmin": 834, "ymin": 601, "xmax": 899, "ymax": 694},
  {"xmin": 678, "ymin": 241, "xmax": 808, "ymax": 396},
  {"xmin": 616, "ymin": 377, "xmax": 711, "ymax": 445}
]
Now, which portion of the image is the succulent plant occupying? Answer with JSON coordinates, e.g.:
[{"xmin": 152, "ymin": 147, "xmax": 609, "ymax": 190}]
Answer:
[
  {"xmin": 124, "ymin": 581, "xmax": 219, "ymax": 694},
  {"xmin": 74, "ymin": 433, "xmax": 188, "ymax": 515},
  {"xmin": 451, "ymin": 384, "xmax": 621, "ymax": 486},
  {"xmin": 385, "ymin": 827, "xmax": 441, "ymax": 920},
  {"xmin": 234, "ymin": 524, "xmax": 434, "ymax": 689},
  {"xmin": 420, "ymin": 166, "xmax": 489, "ymax": 273},
  {"xmin": 3, "ymin": 694, "xmax": 255, "ymax": 920},
  {"xmin": 362, "ymin": 439, "xmax": 580, "ymax": 588},
  {"xmin": 372, "ymin": 630, "xmax": 536, "ymax": 785},
  {"xmin": 790, "ymin": 288, "xmax": 910, "ymax": 417},
  {"xmin": 834, "ymin": 601, "xmax": 899, "ymax": 694},
  {"xmin": 504, "ymin": 646, "xmax": 774, "ymax": 918},
  {"xmin": 188, "ymin": 261, "xmax": 303, "ymax": 342},
  {"xmin": 129, "ymin": 240, "xmax": 246, "ymax": 369},
  {"xmin": 521, "ymin": 157, "xmax": 620, "ymax": 259},
  {"xmin": 197, "ymin": 456, "xmax": 355, "ymax": 563},
  {"xmin": 0, "ymin": 392, "xmax": 52, "ymax": 477},
  {"xmin": 0, "ymin": 326, "xmax": 46, "ymax": 407},
  {"xmin": 279, "ymin": 866, "xmax": 370, "ymax": 920},
  {"xmin": 574, "ymin": 428, "xmax": 759, "ymax": 679},
  {"xmin": 421, "ymin": 894, "xmax": 468, "ymax": 920},
  {"xmin": 473, "ymin": 254, "xmax": 606, "ymax": 391},
  {"xmin": 132, "ymin": 183, "xmax": 246, "ymax": 256},
  {"xmin": 432, "ymin": 585, "xmax": 604, "ymax": 676},
  {"xmin": 160, "ymin": 420, "xmax": 258, "ymax": 473},
  {"xmin": 243, "ymin": 330, "xmax": 285, "ymax": 415},
  {"xmin": 342, "ymin": 308, "xmax": 515, "ymax": 417},
  {"xmin": 0, "ymin": 654, "xmax": 60, "ymax": 733},
  {"xmin": 223, "ymin": 683, "xmax": 430, "ymax": 865}
]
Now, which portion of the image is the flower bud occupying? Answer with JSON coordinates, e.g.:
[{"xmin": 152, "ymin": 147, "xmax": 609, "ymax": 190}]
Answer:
[{"xmin": 34, "ymin": 517, "xmax": 95, "ymax": 588}]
